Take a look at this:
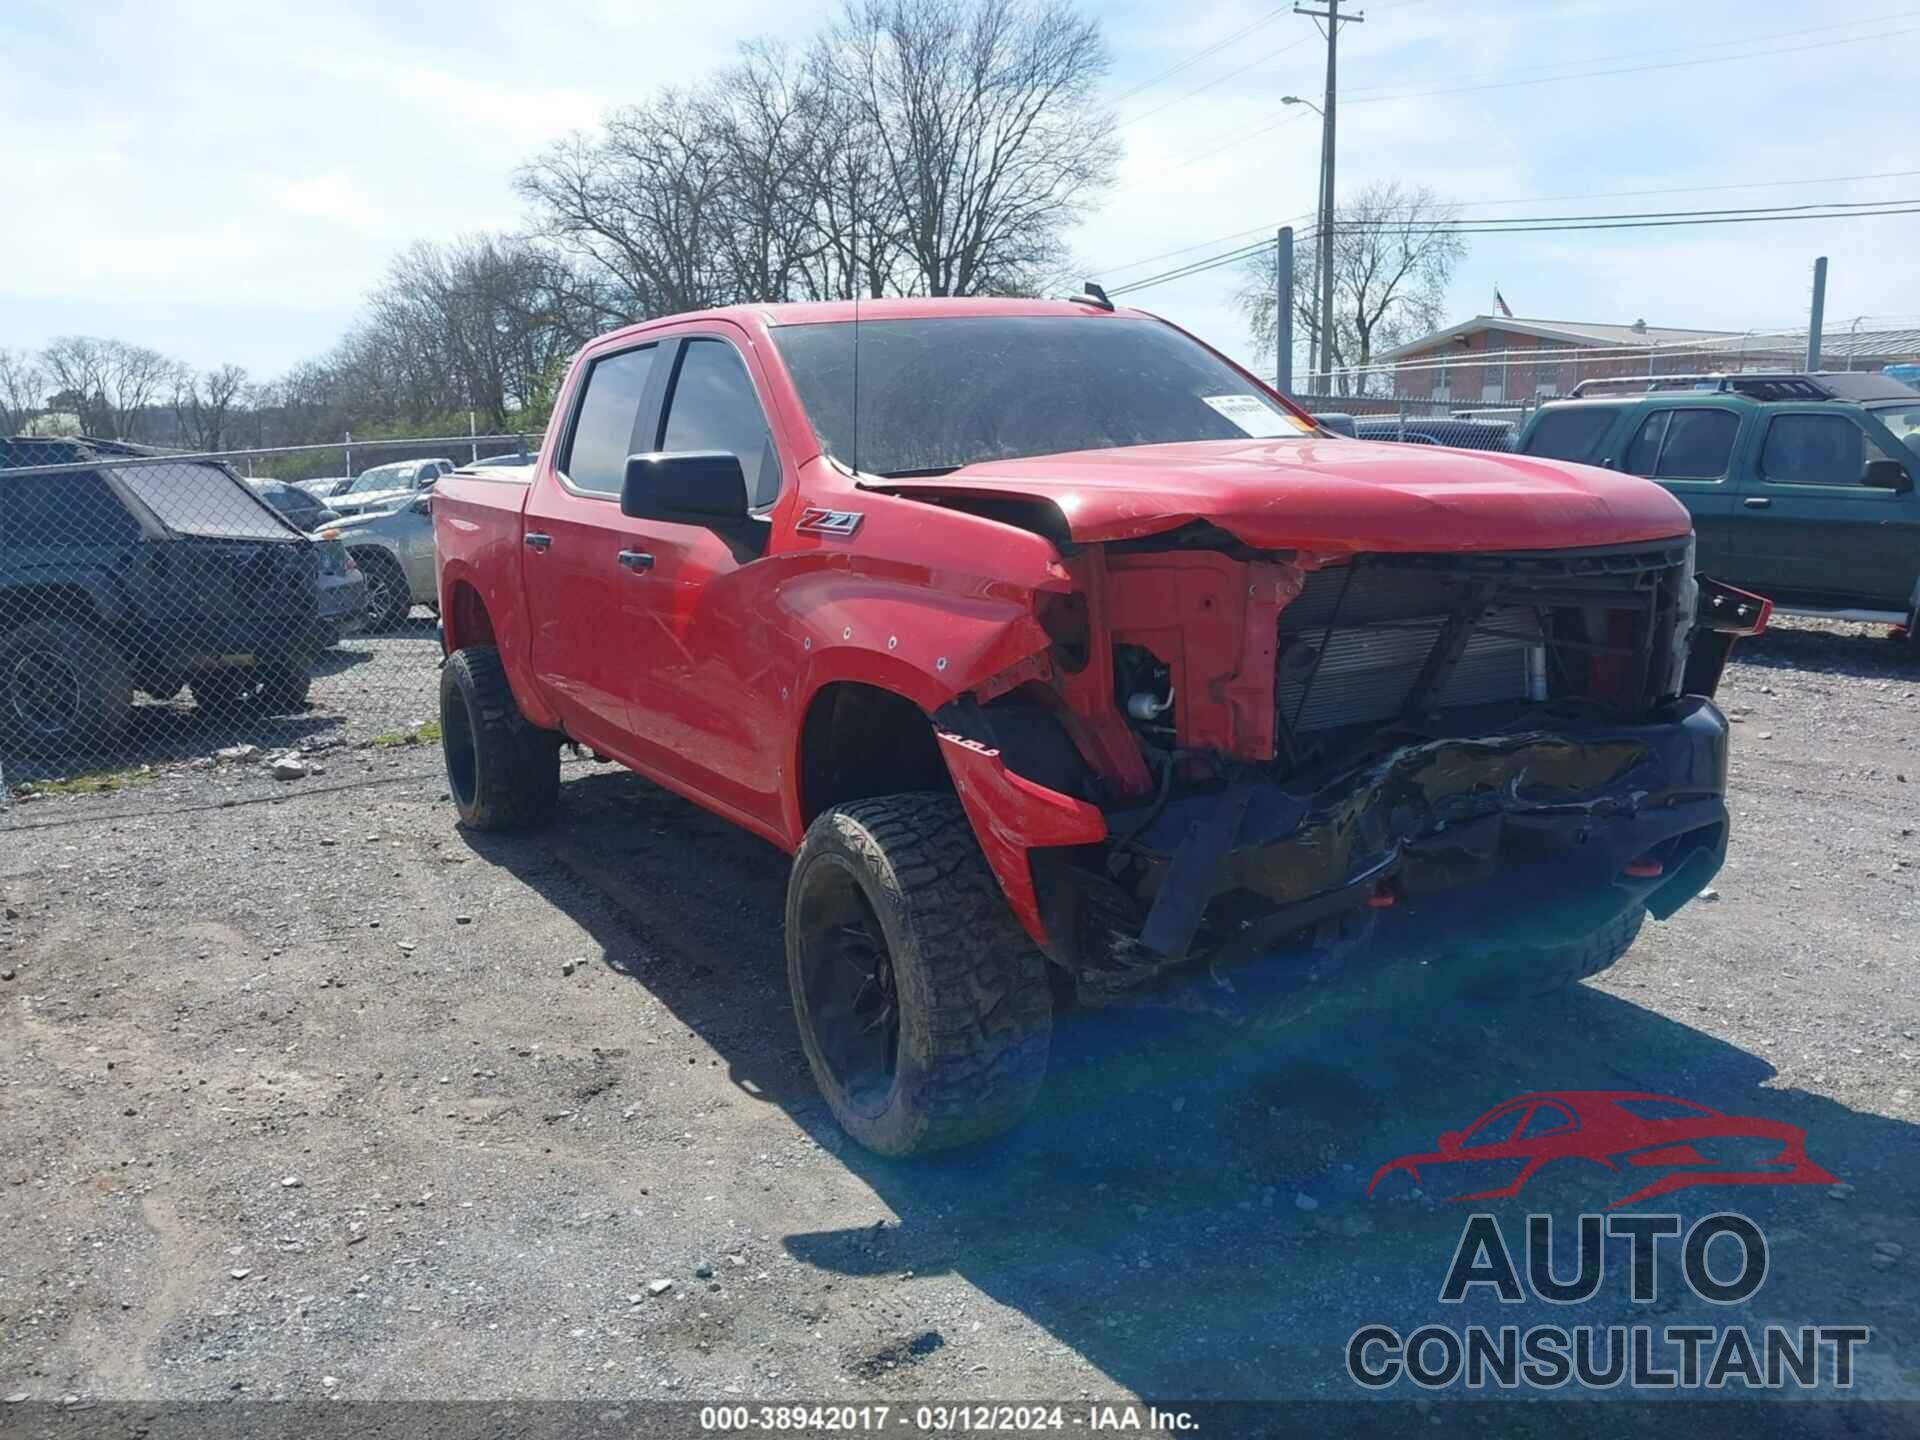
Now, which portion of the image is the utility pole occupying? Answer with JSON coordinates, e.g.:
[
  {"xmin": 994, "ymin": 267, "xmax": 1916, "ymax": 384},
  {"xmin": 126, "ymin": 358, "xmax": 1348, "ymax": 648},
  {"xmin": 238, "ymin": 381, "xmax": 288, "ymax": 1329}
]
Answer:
[
  {"xmin": 1277, "ymin": 226, "xmax": 1295, "ymax": 393},
  {"xmin": 1806, "ymin": 256, "xmax": 1828, "ymax": 371},
  {"xmin": 1294, "ymin": 0, "xmax": 1361, "ymax": 393}
]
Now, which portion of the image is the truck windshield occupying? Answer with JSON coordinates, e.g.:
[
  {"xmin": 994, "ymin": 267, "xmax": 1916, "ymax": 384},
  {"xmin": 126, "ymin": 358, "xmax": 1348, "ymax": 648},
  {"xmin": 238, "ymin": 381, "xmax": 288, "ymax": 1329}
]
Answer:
[{"xmin": 770, "ymin": 315, "xmax": 1307, "ymax": 477}]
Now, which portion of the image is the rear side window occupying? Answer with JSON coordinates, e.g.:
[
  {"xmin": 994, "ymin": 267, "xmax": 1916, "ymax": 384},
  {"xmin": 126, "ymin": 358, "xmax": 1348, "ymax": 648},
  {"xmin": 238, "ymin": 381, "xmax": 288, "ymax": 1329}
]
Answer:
[
  {"xmin": 661, "ymin": 339, "xmax": 779, "ymax": 509},
  {"xmin": 0, "ymin": 472, "xmax": 142, "ymax": 548},
  {"xmin": 1758, "ymin": 414, "xmax": 1867, "ymax": 486},
  {"xmin": 1523, "ymin": 407, "xmax": 1617, "ymax": 463},
  {"xmin": 564, "ymin": 344, "xmax": 658, "ymax": 496},
  {"xmin": 1625, "ymin": 409, "xmax": 1738, "ymax": 480}
]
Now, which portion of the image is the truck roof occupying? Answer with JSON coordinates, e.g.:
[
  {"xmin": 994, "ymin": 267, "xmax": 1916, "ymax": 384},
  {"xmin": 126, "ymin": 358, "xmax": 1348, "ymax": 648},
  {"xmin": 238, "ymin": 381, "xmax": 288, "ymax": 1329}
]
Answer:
[{"xmin": 599, "ymin": 295, "xmax": 1149, "ymax": 344}]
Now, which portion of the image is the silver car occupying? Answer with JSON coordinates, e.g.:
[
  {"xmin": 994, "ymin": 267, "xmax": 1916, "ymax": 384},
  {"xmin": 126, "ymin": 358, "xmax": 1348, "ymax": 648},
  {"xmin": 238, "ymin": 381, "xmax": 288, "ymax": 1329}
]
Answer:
[
  {"xmin": 327, "ymin": 458, "xmax": 455, "ymax": 517},
  {"xmin": 321, "ymin": 493, "xmax": 435, "ymax": 630}
]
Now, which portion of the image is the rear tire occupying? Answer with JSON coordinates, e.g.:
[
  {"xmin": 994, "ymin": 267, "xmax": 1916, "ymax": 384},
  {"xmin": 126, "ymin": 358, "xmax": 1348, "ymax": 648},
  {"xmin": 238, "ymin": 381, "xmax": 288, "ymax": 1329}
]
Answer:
[
  {"xmin": 786, "ymin": 793, "xmax": 1052, "ymax": 1156},
  {"xmin": 1470, "ymin": 905, "xmax": 1647, "ymax": 1000},
  {"xmin": 439, "ymin": 645, "xmax": 560, "ymax": 829},
  {"xmin": 0, "ymin": 620, "xmax": 132, "ymax": 749}
]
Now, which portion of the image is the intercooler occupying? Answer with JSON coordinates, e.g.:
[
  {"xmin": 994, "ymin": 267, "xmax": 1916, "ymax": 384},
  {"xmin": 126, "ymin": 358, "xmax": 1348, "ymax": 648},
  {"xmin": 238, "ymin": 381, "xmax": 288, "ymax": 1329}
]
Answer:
[{"xmin": 1276, "ymin": 604, "xmax": 1547, "ymax": 733}]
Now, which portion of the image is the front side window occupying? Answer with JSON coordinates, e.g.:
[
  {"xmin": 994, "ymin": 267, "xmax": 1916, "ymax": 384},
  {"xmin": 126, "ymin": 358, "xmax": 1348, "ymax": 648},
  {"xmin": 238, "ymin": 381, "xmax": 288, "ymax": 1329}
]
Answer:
[
  {"xmin": 564, "ymin": 344, "xmax": 658, "ymax": 496},
  {"xmin": 1870, "ymin": 404, "xmax": 1920, "ymax": 461},
  {"xmin": 661, "ymin": 339, "xmax": 779, "ymax": 508},
  {"xmin": 770, "ymin": 315, "xmax": 1308, "ymax": 478},
  {"xmin": 1758, "ymin": 414, "xmax": 1868, "ymax": 486},
  {"xmin": 1522, "ymin": 406, "xmax": 1618, "ymax": 463},
  {"xmin": 1625, "ymin": 408, "xmax": 1738, "ymax": 480}
]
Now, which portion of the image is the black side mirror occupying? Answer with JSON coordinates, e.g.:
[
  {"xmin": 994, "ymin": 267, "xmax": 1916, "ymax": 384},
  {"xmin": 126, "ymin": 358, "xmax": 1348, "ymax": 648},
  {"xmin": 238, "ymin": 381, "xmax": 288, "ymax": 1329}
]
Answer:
[
  {"xmin": 1862, "ymin": 458, "xmax": 1913, "ymax": 493},
  {"xmin": 621, "ymin": 451, "xmax": 751, "ymax": 527}
]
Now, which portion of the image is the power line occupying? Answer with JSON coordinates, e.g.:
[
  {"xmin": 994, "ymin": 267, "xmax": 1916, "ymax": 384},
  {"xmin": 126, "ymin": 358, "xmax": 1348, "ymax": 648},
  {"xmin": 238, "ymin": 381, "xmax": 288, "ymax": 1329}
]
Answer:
[
  {"xmin": 1108, "ymin": 4, "xmax": 1294, "ymax": 106},
  {"xmin": 1117, "ymin": 33, "xmax": 1315, "ymax": 130},
  {"xmin": 1105, "ymin": 201, "xmax": 1920, "ymax": 296},
  {"xmin": 1093, "ymin": 169, "xmax": 1920, "ymax": 277},
  {"xmin": 1343, "ymin": 22, "xmax": 1920, "ymax": 106},
  {"xmin": 1115, "ymin": 11, "xmax": 1919, "ymax": 188},
  {"xmin": 1340, "ymin": 6, "xmax": 1920, "ymax": 99}
]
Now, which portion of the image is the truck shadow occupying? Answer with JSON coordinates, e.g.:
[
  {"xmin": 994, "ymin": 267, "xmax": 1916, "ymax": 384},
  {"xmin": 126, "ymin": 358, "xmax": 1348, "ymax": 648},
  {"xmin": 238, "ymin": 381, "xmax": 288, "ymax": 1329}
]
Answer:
[
  {"xmin": 1734, "ymin": 620, "xmax": 1917, "ymax": 683},
  {"xmin": 462, "ymin": 768, "xmax": 1918, "ymax": 1408}
]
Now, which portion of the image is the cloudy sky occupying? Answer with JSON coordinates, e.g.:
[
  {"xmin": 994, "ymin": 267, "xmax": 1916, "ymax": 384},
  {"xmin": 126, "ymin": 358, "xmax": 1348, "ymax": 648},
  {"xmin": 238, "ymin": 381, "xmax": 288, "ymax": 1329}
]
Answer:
[{"xmin": 3, "ymin": 0, "xmax": 1916, "ymax": 381}]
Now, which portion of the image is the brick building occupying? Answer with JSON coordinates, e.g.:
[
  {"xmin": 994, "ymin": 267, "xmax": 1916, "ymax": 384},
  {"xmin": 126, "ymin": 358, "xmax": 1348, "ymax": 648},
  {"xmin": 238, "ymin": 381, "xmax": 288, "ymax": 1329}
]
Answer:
[
  {"xmin": 1377, "ymin": 317, "xmax": 1739, "ymax": 404},
  {"xmin": 1378, "ymin": 317, "xmax": 1920, "ymax": 406}
]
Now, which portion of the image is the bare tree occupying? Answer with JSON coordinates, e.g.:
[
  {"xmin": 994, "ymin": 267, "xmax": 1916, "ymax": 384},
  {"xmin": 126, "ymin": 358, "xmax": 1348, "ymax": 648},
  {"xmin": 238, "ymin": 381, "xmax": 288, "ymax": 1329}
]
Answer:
[
  {"xmin": 1236, "ymin": 182, "xmax": 1465, "ymax": 395},
  {"xmin": 171, "ymin": 363, "xmax": 250, "ymax": 451},
  {"xmin": 517, "ymin": 91, "xmax": 737, "ymax": 319},
  {"xmin": 366, "ymin": 235, "xmax": 596, "ymax": 428},
  {"xmin": 705, "ymin": 42, "xmax": 839, "ymax": 302},
  {"xmin": 39, "ymin": 336, "xmax": 181, "ymax": 440},
  {"xmin": 517, "ymin": 4, "xmax": 1113, "ymax": 313},
  {"xmin": 822, "ymin": 0, "xmax": 1117, "ymax": 298},
  {"xmin": 0, "ymin": 347, "xmax": 45, "ymax": 433}
]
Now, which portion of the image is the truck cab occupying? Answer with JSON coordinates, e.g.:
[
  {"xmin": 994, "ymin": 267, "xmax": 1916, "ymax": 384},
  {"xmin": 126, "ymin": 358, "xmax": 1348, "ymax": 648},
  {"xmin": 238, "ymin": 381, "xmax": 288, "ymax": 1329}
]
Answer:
[{"xmin": 1517, "ymin": 372, "xmax": 1920, "ymax": 636}]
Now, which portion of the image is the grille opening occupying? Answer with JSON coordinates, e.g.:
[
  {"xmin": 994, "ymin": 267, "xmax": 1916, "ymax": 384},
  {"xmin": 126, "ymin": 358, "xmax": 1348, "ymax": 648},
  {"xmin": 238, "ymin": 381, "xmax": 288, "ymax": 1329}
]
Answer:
[{"xmin": 1272, "ymin": 545, "xmax": 1688, "ymax": 748}]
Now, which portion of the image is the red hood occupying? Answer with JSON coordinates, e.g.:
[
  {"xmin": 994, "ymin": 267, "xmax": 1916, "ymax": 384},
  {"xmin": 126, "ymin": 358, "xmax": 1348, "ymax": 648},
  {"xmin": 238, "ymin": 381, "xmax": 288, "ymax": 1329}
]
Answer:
[{"xmin": 868, "ymin": 437, "xmax": 1692, "ymax": 554}]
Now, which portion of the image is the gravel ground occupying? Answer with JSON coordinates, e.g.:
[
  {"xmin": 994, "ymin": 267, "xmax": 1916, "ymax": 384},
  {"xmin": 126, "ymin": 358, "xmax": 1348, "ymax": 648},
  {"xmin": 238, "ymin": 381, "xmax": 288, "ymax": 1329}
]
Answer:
[
  {"xmin": 0, "ymin": 617, "xmax": 1915, "ymax": 1415},
  {"xmin": 0, "ymin": 612, "xmax": 442, "ymax": 793}
]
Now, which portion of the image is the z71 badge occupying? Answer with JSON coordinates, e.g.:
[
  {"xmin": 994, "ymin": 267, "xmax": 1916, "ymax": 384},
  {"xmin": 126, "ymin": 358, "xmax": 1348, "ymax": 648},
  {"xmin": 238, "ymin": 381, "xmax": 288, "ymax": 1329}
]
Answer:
[{"xmin": 796, "ymin": 507, "xmax": 863, "ymax": 537}]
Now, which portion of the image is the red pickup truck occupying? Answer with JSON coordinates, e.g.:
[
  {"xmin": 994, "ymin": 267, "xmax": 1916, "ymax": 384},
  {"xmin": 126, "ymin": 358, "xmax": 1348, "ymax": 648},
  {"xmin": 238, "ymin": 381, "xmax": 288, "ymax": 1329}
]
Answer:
[{"xmin": 432, "ymin": 297, "xmax": 1766, "ymax": 1156}]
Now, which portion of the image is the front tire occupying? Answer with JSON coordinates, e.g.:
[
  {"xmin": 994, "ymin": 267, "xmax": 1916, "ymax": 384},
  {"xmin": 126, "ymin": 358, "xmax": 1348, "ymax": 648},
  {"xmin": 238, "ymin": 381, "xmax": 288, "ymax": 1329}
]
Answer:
[
  {"xmin": 1471, "ymin": 905, "xmax": 1647, "ymax": 1000},
  {"xmin": 439, "ymin": 645, "xmax": 560, "ymax": 829},
  {"xmin": 786, "ymin": 794, "xmax": 1052, "ymax": 1156},
  {"xmin": 0, "ymin": 620, "xmax": 132, "ymax": 749}
]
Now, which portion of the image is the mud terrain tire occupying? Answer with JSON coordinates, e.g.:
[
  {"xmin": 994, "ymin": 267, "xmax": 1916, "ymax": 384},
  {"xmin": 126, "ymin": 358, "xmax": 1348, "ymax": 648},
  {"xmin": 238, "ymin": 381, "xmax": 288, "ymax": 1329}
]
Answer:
[
  {"xmin": 787, "ymin": 793, "xmax": 1052, "ymax": 1156},
  {"xmin": 1472, "ymin": 905, "xmax": 1647, "ymax": 1000},
  {"xmin": 440, "ymin": 645, "xmax": 560, "ymax": 830}
]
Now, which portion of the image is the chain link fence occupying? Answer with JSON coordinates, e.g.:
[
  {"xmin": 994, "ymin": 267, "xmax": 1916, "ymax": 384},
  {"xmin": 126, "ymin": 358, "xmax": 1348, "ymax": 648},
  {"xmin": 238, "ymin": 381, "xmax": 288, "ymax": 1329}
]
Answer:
[{"xmin": 0, "ymin": 434, "xmax": 539, "ymax": 821}]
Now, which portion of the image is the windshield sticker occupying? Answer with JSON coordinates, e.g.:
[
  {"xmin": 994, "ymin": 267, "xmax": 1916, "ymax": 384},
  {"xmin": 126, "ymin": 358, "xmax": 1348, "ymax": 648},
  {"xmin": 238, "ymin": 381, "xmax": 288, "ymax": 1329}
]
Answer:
[{"xmin": 1202, "ymin": 394, "xmax": 1307, "ymax": 437}]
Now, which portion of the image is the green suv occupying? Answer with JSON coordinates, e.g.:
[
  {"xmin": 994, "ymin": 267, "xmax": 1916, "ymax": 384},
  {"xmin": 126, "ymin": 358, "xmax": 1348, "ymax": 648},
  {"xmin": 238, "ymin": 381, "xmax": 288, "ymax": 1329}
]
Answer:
[{"xmin": 1516, "ymin": 372, "xmax": 1920, "ymax": 643}]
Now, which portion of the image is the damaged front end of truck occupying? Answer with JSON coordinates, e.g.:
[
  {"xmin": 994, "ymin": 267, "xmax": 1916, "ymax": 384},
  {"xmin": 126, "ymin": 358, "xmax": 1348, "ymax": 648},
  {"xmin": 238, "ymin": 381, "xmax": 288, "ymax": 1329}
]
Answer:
[{"xmin": 930, "ymin": 528, "xmax": 1769, "ymax": 1000}]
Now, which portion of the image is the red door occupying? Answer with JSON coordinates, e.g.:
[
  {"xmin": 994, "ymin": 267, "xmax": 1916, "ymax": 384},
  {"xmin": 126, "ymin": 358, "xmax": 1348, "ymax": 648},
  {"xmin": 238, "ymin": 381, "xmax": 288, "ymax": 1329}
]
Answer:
[
  {"xmin": 611, "ymin": 329, "xmax": 793, "ymax": 834},
  {"xmin": 520, "ymin": 339, "xmax": 674, "ymax": 765}
]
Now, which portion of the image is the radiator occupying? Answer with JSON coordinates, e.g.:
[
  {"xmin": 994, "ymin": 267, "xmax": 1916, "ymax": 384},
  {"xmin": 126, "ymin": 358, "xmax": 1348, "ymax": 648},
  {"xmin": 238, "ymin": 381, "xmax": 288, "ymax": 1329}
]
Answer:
[{"xmin": 1276, "ymin": 605, "xmax": 1545, "ymax": 734}]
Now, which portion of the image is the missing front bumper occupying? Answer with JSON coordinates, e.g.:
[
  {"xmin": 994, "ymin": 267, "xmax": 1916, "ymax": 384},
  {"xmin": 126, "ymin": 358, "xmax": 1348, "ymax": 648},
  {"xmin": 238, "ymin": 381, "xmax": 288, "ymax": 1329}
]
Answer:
[{"xmin": 1035, "ymin": 697, "xmax": 1731, "ymax": 991}]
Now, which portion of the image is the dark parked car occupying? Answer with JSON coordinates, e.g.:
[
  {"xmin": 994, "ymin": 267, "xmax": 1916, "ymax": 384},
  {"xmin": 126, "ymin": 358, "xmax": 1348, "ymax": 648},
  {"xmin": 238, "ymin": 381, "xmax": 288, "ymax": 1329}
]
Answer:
[
  {"xmin": 1, "ymin": 437, "xmax": 332, "ymax": 747},
  {"xmin": 1353, "ymin": 416, "xmax": 1515, "ymax": 451},
  {"xmin": 247, "ymin": 479, "xmax": 367, "ymax": 642},
  {"xmin": 248, "ymin": 477, "xmax": 340, "ymax": 530},
  {"xmin": 1517, "ymin": 372, "xmax": 1920, "ymax": 644}
]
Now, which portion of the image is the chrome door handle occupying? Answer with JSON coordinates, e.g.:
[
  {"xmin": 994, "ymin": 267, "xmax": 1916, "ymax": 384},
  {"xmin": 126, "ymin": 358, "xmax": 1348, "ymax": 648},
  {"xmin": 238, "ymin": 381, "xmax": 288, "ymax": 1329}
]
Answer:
[
  {"xmin": 524, "ymin": 532, "xmax": 553, "ymax": 550},
  {"xmin": 1742, "ymin": 497, "xmax": 1771, "ymax": 509},
  {"xmin": 618, "ymin": 550, "xmax": 654, "ymax": 572}
]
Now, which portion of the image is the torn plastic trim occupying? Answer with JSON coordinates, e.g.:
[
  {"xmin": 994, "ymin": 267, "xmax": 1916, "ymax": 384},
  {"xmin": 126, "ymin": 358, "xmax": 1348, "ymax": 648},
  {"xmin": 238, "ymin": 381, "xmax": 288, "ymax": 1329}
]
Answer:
[{"xmin": 936, "ymin": 730, "xmax": 1108, "ymax": 944}]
